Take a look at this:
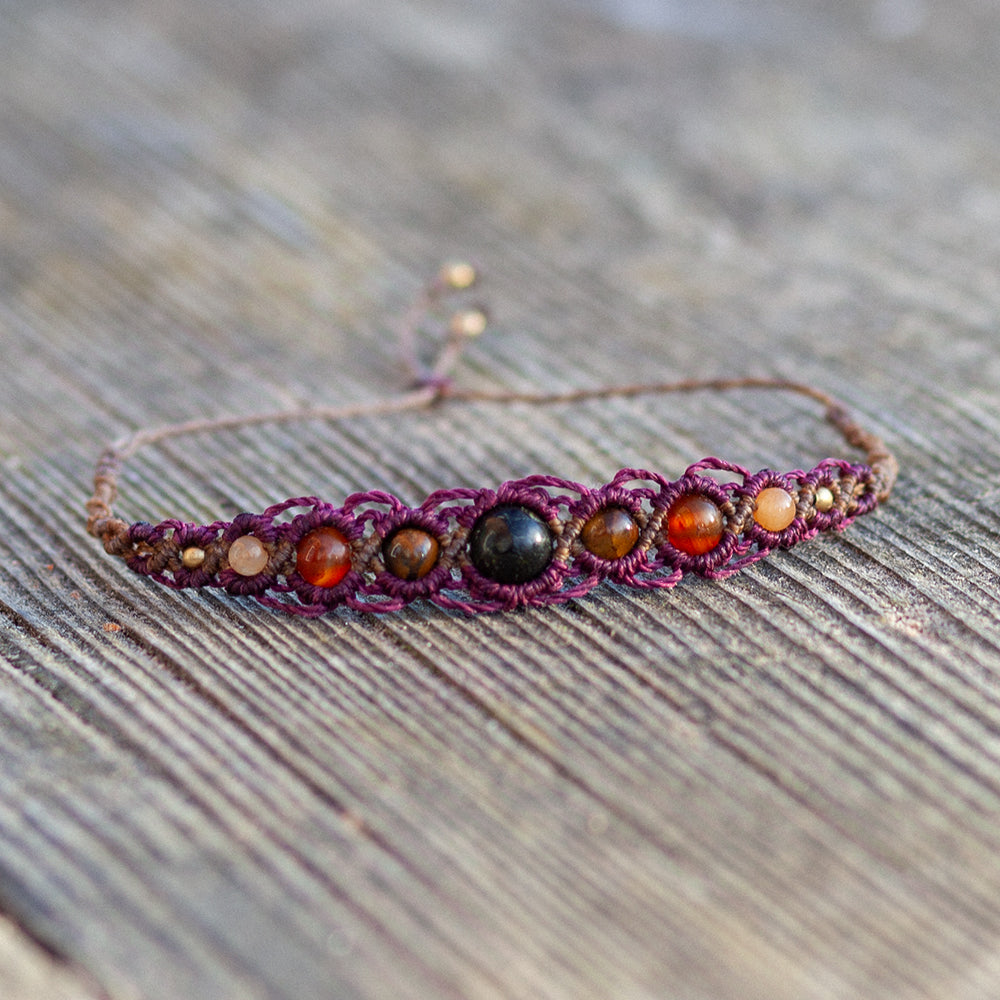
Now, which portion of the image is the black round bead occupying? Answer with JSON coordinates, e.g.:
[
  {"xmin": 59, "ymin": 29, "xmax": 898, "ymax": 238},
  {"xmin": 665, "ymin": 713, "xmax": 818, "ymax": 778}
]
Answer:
[{"xmin": 468, "ymin": 504, "xmax": 553, "ymax": 585}]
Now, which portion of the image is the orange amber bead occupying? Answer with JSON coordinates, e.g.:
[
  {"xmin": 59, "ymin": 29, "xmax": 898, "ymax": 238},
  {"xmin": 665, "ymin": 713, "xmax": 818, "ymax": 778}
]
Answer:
[
  {"xmin": 666, "ymin": 494, "xmax": 724, "ymax": 556},
  {"xmin": 753, "ymin": 487, "xmax": 797, "ymax": 532},
  {"xmin": 296, "ymin": 526, "xmax": 351, "ymax": 588},
  {"xmin": 581, "ymin": 507, "xmax": 639, "ymax": 561}
]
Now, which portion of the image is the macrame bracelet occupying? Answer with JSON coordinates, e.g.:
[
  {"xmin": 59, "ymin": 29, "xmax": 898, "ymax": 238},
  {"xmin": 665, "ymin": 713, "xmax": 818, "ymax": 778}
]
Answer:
[{"xmin": 86, "ymin": 264, "xmax": 898, "ymax": 616}]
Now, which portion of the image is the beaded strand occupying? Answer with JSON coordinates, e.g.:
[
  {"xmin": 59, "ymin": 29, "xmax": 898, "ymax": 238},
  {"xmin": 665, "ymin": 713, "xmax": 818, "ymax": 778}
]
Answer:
[{"xmin": 85, "ymin": 265, "xmax": 897, "ymax": 616}]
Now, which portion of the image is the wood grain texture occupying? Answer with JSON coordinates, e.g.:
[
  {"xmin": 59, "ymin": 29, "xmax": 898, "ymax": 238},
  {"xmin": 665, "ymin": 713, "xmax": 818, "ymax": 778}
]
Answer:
[
  {"xmin": 0, "ymin": 913, "xmax": 107, "ymax": 1000},
  {"xmin": 2, "ymin": 0, "xmax": 1000, "ymax": 997}
]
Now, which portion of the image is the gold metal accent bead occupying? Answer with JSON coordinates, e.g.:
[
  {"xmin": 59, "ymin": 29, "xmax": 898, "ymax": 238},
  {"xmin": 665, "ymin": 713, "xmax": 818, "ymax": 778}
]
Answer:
[
  {"xmin": 450, "ymin": 308, "xmax": 487, "ymax": 338},
  {"xmin": 441, "ymin": 262, "xmax": 477, "ymax": 290},
  {"xmin": 181, "ymin": 546, "xmax": 206, "ymax": 569},
  {"xmin": 814, "ymin": 486, "xmax": 835, "ymax": 512}
]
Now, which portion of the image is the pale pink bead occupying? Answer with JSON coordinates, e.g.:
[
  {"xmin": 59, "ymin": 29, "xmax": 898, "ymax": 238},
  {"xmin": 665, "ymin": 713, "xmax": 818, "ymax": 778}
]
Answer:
[
  {"xmin": 228, "ymin": 535, "xmax": 269, "ymax": 576},
  {"xmin": 753, "ymin": 487, "xmax": 797, "ymax": 532}
]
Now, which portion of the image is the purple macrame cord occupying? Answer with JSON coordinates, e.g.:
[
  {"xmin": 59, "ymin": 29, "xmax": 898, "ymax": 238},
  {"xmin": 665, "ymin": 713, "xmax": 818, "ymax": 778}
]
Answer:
[{"xmin": 96, "ymin": 456, "xmax": 880, "ymax": 615}]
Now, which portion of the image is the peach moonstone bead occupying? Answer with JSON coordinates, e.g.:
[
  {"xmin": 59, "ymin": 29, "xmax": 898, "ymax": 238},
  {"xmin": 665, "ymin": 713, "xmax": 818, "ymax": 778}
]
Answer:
[
  {"xmin": 228, "ymin": 535, "xmax": 269, "ymax": 576},
  {"xmin": 753, "ymin": 487, "xmax": 797, "ymax": 532}
]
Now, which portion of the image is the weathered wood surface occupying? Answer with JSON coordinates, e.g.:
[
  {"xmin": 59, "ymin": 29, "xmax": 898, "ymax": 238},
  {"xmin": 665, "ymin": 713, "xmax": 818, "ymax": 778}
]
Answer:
[{"xmin": 2, "ymin": 1, "xmax": 1000, "ymax": 997}]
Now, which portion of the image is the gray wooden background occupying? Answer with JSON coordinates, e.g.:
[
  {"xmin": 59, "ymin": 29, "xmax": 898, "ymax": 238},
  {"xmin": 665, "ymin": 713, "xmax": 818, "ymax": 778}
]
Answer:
[{"xmin": 2, "ymin": 0, "xmax": 1000, "ymax": 997}]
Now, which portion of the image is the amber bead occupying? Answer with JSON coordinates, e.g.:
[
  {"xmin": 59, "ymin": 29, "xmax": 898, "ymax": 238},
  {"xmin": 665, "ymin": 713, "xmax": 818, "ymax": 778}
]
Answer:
[
  {"xmin": 383, "ymin": 527, "xmax": 440, "ymax": 581},
  {"xmin": 666, "ymin": 494, "xmax": 724, "ymax": 556},
  {"xmin": 581, "ymin": 507, "xmax": 639, "ymax": 561},
  {"xmin": 814, "ymin": 486, "xmax": 835, "ymax": 512},
  {"xmin": 296, "ymin": 526, "xmax": 351, "ymax": 588},
  {"xmin": 468, "ymin": 505, "xmax": 553, "ymax": 584},
  {"xmin": 753, "ymin": 487, "xmax": 797, "ymax": 533},
  {"xmin": 228, "ymin": 535, "xmax": 269, "ymax": 576}
]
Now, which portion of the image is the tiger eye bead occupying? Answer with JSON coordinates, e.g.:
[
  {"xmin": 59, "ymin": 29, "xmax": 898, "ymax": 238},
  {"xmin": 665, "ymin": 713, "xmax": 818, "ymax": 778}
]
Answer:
[
  {"xmin": 581, "ymin": 507, "xmax": 639, "ymax": 561},
  {"xmin": 228, "ymin": 535, "xmax": 269, "ymax": 576},
  {"xmin": 296, "ymin": 526, "xmax": 351, "ymax": 588},
  {"xmin": 753, "ymin": 486, "xmax": 797, "ymax": 533},
  {"xmin": 814, "ymin": 486, "xmax": 835, "ymax": 512},
  {"xmin": 666, "ymin": 494, "xmax": 724, "ymax": 556},
  {"xmin": 468, "ymin": 505, "xmax": 553, "ymax": 584},
  {"xmin": 383, "ymin": 527, "xmax": 440, "ymax": 581}
]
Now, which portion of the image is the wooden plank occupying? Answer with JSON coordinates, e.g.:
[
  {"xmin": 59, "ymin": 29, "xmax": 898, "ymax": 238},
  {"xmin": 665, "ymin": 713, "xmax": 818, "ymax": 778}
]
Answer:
[
  {"xmin": 2, "ymin": 0, "xmax": 1000, "ymax": 998},
  {"xmin": 0, "ymin": 912, "xmax": 106, "ymax": 1000}
]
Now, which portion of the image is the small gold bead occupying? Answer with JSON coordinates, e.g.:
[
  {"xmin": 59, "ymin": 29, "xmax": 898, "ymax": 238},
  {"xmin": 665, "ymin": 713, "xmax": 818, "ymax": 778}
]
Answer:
[
  {"xmin": 814, "ymin": 486, "xmax": 835, "ymax": 513},
  {"xmin": 228, "ymin": 535, "xmax": 269, "ymax": 576},
  {"xmin": 181, "ymin": 546, "xmax": 206, "ymax": 569},
  {"xmin": 450, "ymin": 308, "xmax": 487, "ymax": 338},
  {"xmin": 441, "ymin": 261, "xmax": 477, "ymax": 290}
]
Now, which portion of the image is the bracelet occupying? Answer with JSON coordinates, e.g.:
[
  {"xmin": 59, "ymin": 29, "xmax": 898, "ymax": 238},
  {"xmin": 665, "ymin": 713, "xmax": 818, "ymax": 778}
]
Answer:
[{"xmin": 85, "ymin": 265, "xmax": 898, "ymax": 616}]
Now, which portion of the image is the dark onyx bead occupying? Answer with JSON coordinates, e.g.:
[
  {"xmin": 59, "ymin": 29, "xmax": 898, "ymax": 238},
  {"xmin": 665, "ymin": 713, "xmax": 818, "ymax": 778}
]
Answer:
[
  {"xmin": 383, "ymin": 526, "xmax": 440, "ymax": 581},
  {"xmin": 581, "ymin": 506, "xmax": 639, "ymax": 561},
  {"xmin": 468, "ymin": 504, "xmax": 553, "ymax": 584}
]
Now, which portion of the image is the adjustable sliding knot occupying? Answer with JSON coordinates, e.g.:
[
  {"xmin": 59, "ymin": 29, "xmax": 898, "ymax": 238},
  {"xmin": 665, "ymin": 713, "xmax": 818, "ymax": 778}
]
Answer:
[{"xmin": 409, "ymin": 371, "xmax": 455, "ymax": 396}]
